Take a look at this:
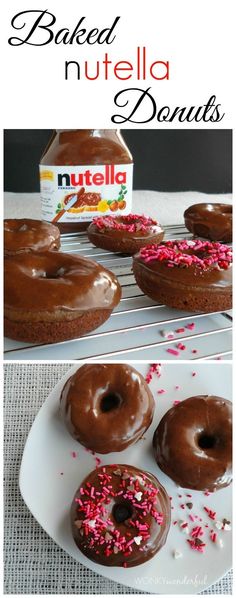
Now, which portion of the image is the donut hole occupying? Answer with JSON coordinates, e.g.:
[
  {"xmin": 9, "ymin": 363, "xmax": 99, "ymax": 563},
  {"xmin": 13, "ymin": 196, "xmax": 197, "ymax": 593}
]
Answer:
[
  {"xmin": 113, "ymin": 501, "xmax": 133, "ymax": 524},
  {"xmin": 40, "ymin": 267, "xmax": 66, "ymax": 279},
  {"xmin": 198, "ymin": 432, "xmax": 217, "ymax": 450},
  {"xmin": 100, "ymin": 393, "xmax": 122, "ymax": 413}
]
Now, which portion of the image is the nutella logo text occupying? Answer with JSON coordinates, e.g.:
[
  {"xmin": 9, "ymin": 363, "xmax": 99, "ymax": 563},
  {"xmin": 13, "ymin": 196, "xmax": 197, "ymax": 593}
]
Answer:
[{"xmin": 58, "ymin": 166, "xmax": 127, "ymax": 187}]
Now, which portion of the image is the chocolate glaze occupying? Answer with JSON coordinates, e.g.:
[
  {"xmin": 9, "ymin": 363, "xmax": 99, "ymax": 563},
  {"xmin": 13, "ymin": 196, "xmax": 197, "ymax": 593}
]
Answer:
[
  {"xmin": 4, "ymin": 218, "xmax": 60, "ymax": 255},
  {"xmin": 87, "ymin": 215, "xmax": 164, "ymax": 255},
  {"xmin": 184, "ymin": 203, "xmax": 232, "ymax": 242},
  {"xmin": 133, "ymin": 240, "xmax": 232, "ymax": 312},
  {"xmin": 153, "ymin": 396, "xmax": 232, "ymax": 491},
  {"xmin": 60, "ymin": 364, "xmax": 155, "ymax": 453},
  {"xmin": 71, "ymin": 464, "xmax": 171, "ymax": 567},
  {"xmin": 4, "ymin": 252, "xmax": 121, "ymax": 313}
]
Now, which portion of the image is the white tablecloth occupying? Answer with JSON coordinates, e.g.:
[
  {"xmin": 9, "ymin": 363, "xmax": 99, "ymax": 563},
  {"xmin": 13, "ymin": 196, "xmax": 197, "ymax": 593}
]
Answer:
[{"xmin": 4, "ymin": 190, "xmax": 232, "ymax": 224}]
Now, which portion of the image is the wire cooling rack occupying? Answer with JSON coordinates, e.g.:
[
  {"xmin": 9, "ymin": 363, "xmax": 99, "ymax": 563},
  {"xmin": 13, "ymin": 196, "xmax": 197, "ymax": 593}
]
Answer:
[{"xmin": 4, "ymin": 224, "xmax": 232, "ymax": 361}]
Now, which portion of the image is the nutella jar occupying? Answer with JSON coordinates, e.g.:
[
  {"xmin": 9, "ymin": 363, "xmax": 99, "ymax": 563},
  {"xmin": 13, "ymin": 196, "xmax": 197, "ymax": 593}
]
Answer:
[{"xmin": 39, "ymin": 129, "xmax": 133, "ymax": 233}]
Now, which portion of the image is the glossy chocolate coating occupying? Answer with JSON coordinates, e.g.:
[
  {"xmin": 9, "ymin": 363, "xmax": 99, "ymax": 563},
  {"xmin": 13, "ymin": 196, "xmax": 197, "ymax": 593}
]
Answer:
[
  {"xmin": 133, "ymin": 242, "xmax": 232, "ymax": 290},
  {"xmin": 4, "ymin": 218, "xmax": 60, "ymax": 255},
  {"xmin": 184, "ymin": 203, "xmax": 232, "ymax": 242},
  {"xmin": 133, "ymin": 240, "xmax": 232, "ymax": 312},
  {"xmin": 4, "ymin": 252, "xmax": 121, "ymax": 314},
  {"xmin": 71, "ymin": 464, "xmax": 171, "ymax": 567},
  {"xmin": 60, "ymin": 364, "xmax": 155, "ymax": 453},
  {"xmin": 153, "ymin": 396, "xmax": 232, "ymax": 491},
  {"xmin": 87, "ymin": 216, "xmax": 164, "ymax": 255}
]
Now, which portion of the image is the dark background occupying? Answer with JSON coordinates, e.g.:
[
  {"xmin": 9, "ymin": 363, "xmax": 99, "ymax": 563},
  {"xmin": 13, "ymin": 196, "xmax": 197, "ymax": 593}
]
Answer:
[{"xmin": 4, "ymin": 129, "xmax": 232, "ymax": 194}]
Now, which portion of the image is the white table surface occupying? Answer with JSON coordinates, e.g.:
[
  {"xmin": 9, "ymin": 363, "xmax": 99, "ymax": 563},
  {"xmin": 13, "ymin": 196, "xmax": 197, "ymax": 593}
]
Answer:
[{"xmin": 4, "ymin": 190, "xmax": 232, "ymax": 223}]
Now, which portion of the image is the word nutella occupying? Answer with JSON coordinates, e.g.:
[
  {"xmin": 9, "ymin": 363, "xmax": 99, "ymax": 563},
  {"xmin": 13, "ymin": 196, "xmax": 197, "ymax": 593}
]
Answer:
[
  {"xmin": 57, "ymin": 166, "xmax": 127, "ymax": 188},
  {"xmin": 40, "ymin": 129, "xmax": 133, "ymax": 233}
]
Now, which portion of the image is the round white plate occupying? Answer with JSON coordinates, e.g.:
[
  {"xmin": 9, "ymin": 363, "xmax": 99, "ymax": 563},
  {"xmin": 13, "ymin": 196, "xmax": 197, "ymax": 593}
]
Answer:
[{"xmin": 19, "ymin": 362, "xmax": 232, "ymax": 594}]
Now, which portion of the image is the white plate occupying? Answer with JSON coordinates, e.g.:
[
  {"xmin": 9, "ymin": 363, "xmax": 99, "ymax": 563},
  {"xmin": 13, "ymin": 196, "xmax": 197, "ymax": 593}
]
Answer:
[{"xmin": 19, "ymin": 363, "xmax": 232, "ymax": 594}]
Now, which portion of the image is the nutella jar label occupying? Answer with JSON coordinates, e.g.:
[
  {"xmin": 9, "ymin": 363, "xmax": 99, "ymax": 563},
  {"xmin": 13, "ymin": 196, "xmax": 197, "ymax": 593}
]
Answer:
[{"xmin": 39, "ymin": 164, "xmax": 133, "ymax": 224}]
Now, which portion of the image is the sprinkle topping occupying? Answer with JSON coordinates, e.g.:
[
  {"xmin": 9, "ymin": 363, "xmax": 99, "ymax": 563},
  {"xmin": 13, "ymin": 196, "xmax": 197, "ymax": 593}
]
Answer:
[
  {"xmin": 74, "ymin": 466, "xmax": 164, "ymax": 559},
  {"xmin": 137, "ymin": 240, "xmax": 232, "ymax": 270},
  {"xmin": 92, "ymin": 214, "xmax": 161, "ymax": 233}
]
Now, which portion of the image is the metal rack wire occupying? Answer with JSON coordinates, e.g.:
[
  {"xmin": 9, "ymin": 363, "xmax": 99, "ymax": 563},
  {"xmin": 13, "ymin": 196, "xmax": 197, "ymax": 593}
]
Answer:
[{"xmin": 4, "ymin": 224, "xmax": 232, "ymax": 360}]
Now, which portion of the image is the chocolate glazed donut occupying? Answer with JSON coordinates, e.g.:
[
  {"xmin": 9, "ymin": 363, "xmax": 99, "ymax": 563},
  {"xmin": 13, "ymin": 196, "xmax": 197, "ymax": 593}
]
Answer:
[
  {"xmin": 71, "ymin": 464, "xmax": 171, "ymax": 567},
  {"xmin": 133, "ymin": 240, "xmax": 232, "ymax": 313},
  {"xmin": 4, "ymin": 218, "xmax": 60, "ymax": 255},
  {"xmin": 87, "ymin": 214, "xmax": 164, "ymax": 255},
  {"xmin": 60, "ymin": 364, "xmax": 155, "ymax": 453},
  {"xmin": 153, "ymin": 396, "xmax": 232, "ymax": 491},
  {"xmin": 4, "ymin": 252, "xmax": 121, "ymax": 343},
  {"xmin": 184, "ymin": 203, "xmax": 232, "ymax": 242}
]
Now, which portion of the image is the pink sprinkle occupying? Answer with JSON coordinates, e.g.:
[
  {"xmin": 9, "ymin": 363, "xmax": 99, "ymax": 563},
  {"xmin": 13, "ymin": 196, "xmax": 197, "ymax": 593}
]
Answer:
[
  {"xmin": 175, "ymin": 328, "xmax": 185, "ymax": 333},
  {"xmin": 210, "ymin": 531, "xmax": 217, "ymax": 543},
  {"xmin": 145, "ymin": 363, "xmax": 161, "ymax": 383},
  {"xmin": 204, "ymin": 491, "xmax": 211, "ymax": 497},
  {"xmin": 71, "ymin": 451, "xmax": 78, "ymax": 459},
  {"xmin": 192, "ymin": 372, "xmax": 197, "ymax": 377},
  {"xmin": 192, "ymin": 349, "xmax": 198, "ymax": 354},
  {"xmin": 191, "ymin": 526, "xmax": 204, "ymax": 538},
  {"xmin": 173, "ymin": 400, "xmax": 180, "ymax": 406},
  {"xmin": 157, "ymin": 389, "xmax": 166, "ymax": 394},
  {"xmin": 95, "ymin": 457, "xmax": 102, "ymax": 467},
  {"xmin": 189, "ymin": 514, "xmax": 195, "ymax": 522},
  {"xmin": 166, "ymin": 348, "xmax": 179, "ymax": 356},
  {"xmin": 186, "ymin": 494, "xmax": 192, "ymax": 498},
  {"xmin": 175, "ymin": 385, "xmax": 180, "ymax": 390},
  {"xmin": 177, "ymin": 343, "xmax": 186, "ymax": 351},
  {"xmin": 187, "ymin": 538, "xmax": 206, "ymax": 553},
  {"xmin": 186, "ymin": 323, "xmax": 195, "ymax": 330},
  {"xmin": 204, "ymin": 507, "xmax": 216, "ymax": 520}
]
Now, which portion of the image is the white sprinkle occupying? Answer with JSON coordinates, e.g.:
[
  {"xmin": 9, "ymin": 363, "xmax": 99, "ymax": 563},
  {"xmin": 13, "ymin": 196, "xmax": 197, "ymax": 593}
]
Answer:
[
  {"xmin": 179, "ymin": 521, "xmax": 189, "ymax": 534},
  {"xmin": 88, "ymin": 519, "xmax": 96, "ymax": 528},
  {"xmin": 186, "ymin": 240, "xmax": 196, "ymax": 246},
  {"xmin": 161, "ymin": 329, "xmax": 175, "ymax": 339},
  {"xmin": 122, "ymin": 472, "xmax": 130, "ymax": 480},
  {"xmin": 224, "ymin": 523, "xmax": 231, "ymax": 531},
  {"xmin": 135, "ymin": 475, "xmax": 145, "ymax": 486},
  {"xmin": 105, "ymin": 532, "xmax": 113, "ymax": 541},
  {"xmin": 113, "ymin": 546, "xmax": 119, "ymax": 554},
  {"xmin": 173, "ymin": 549, "xmax": 183, "ymax": 559},
  {"xmin": 134, "ymin": 492, "xmax": 143, "ymax": 502},
  {"xmin": 218, "ymin": 538, "xmax": 224, "ymax": 548},
  {"xmin": 134, "ymin": 535, "xmax": 142, "ymax": 545},
  {"xmin": 113, "ymin": 469, "xmax": 122, "ymax": 476},
  {"xmin": 215, "ymin": 520, "xmax": 224, "ymax": 530},
  {"xmin": 127, "ymin": 485, "xmax": 135, "ymax": 491}
]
